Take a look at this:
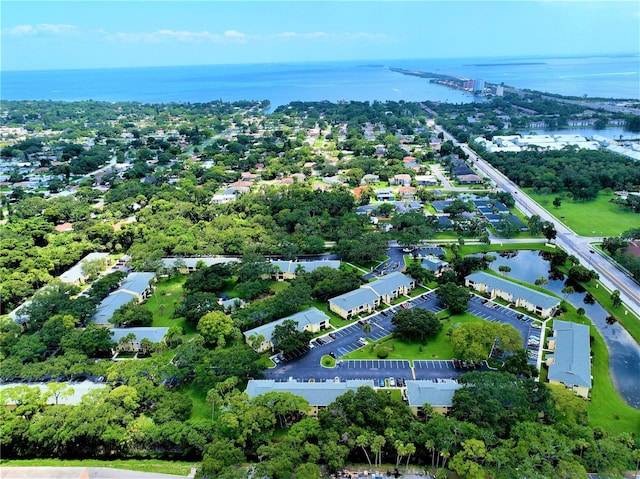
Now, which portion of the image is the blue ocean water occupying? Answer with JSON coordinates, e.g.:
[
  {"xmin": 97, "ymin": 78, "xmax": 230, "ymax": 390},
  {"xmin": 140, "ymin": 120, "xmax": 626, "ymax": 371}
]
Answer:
[{"xmin": 1, "ymin": 55, "xmax": 638, "ymax": 108}]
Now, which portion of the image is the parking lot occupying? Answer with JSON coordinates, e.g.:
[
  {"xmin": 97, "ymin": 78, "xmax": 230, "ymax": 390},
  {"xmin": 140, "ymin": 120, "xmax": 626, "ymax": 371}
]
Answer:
[
  {"xmin": 264, "ymin": 290, "xmax": 543, "ymax": 383},
  {"xmin": 468, "ymin": 295, "xmax": 544, "ymax": 364}
]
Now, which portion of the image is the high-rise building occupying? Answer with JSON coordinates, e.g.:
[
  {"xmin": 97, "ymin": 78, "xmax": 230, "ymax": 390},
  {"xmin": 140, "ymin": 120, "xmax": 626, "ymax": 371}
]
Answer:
[{"xmin": 474, "ymin": 79, "xmax": 485, "ymax": 93}]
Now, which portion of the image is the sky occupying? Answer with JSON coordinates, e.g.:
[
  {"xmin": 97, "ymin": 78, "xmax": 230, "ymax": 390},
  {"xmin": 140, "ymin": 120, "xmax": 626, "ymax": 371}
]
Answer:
[{"xmin": 1, "ymin": 0, "xmax": 639, "ymax": 71}]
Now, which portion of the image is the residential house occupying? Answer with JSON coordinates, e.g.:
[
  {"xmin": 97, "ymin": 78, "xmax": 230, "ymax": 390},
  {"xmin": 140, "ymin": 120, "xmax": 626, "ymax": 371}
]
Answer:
[
  {"xmin": 421, "ymin": 256, "xmax": 449, "ymax": 277},
  {"xmin": 111, "ymin": 327, "xmax": 169, "ymax": 354},
  {"xmin": 245, "ymin": 379, "xmax": 376, "ymax": 418},
  {"xmin": 270, "ymin": 260, "xmax": 340, "ymax": 281},
  {"xmin": 329, "ymin": 272, "xmax": 415, "ymax": 319},
  {"xmin": 243, "ymin": 307, "xmax": 330, "ymax": 352},
  {"xmin": 161, "ymin": 257, "xmax": 239, "ymax": 274},
  {"xmin": 397, "ymin": 186, "xmax": 416, "ymax": 200},
  {"xmin": 405, "ymin": 380, "xmax": 462, "ymax": 415},
  {"xmin": 457, "ymin": 174, "xmax": 483, "ymax": 184},
  {"xmin": 415, "ymin": 175, "xmax": 438, "ymax": 186},
  {"xmin": 360, "ymin": 174, "xmax": 380, "ymax": 185},
  {"xmin": 546, "ymin": 320, "xmax": 592, "ymax": 398},
  {"xmin": 465, "ymin": 271, "xmax": 559, "ymax": 318},
  {"xmin": 211, "ymin": 192, "xmax": 237, "ymax": 204},
  {"xmin": 390, "ymin": 174, "xmax": 412, "ymax": 187},
  {"xmin": 375, "ymin": 188, "xmax": 395, "ymax": 202},
  {"xmin": 363, "ymin": 272, "xmax": 416, "ymax": 304},
  {"xmin": 92, "ymin": 272, "xmax": 156, "ymax": 326},
  {"xmin": 59, "ymin": 253, "xmax": 111, "ymax": 285},
  {"xmin": 329, "ymin": 288, "xmax": 381, "ymax": 320}
]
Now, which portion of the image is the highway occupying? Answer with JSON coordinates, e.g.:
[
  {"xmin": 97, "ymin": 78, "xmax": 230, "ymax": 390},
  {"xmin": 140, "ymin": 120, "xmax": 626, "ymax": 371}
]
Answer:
[{"xmin": 433, "ymin": 124, "xmax": 640, "ymax": 316}]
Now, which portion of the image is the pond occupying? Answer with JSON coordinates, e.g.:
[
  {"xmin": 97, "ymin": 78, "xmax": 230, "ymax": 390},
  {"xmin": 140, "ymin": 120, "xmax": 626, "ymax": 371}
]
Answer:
[{"xmin": 483, "ymin": 249, "xmax": 640, "ymax": 409}]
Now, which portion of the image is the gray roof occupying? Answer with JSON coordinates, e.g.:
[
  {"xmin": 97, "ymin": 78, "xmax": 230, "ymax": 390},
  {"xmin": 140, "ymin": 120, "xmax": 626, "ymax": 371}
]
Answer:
[
  {"xmin": 405, "ymin": 380, "xmax": 462, "ymax": 407},
  {"xmin": 421, "ymin": 256, "xmax": 448, "ymax": 271},
  {"xmin": 271, "ymin": 260, "xmax": 340, "ymax": 274},
  {"xmin": 0, "ymin": 381, "xmax": 107, "ymax": 406},
  {"xmin": 162, "ymin": 257, "xmax": 240, "ymax": 268},
  {"xmin": 466, "ymin": 271, "xmax": 560, "ymax": 310},
  {"xmin": 118, "ymin": 272, "xmax": 155, "ymax": 296},
  {"xmin": 329, "ymin": 287, "xmax": 380, "ymax": 312},
  {"xmin": 59, "ymin": 253, "xmax": 110, "ymax": 283},
  {"xmin": 111, "ymin": 327, "xmax": 169, "ymax": 344},
  {"xmin": 243, "ymin": 307, "xmax": 329, "ymax": 342},
  {"xmin": 92, "ymin": 272, "xmax": 156, "ymax": 325},
  {"xmin": 364, "ymin": 272, "xmax": 414, "ymax": 297},
  {"xmin": 93, "ymin": 291, "xmax": 136, "ymax": 325},
  {"xmin": 547, "ymin": 320, "xmax": 592, "ymax": 389},
  {"xmin": 245, "ymin": 379, "xmax": 376, "ymax": 407}
]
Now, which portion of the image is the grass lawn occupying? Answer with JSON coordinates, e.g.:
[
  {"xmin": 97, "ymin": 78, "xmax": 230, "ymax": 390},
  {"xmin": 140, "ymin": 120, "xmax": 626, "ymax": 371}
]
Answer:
[
  {"xmin": 182, "ymin": 383, "xmax": 211, "ymax": 421},
  {"xmin": 0, "ymin": 459, "xmax": 197, "ymax": 476},
  {"xmin": 524, "ymin": 189, "xmax": 638, "ymax": 237},
  {"xmin": 343, "ymin": 312, "xmax": 484, "ymax": 361},
  {"xmin": 146, "ymin": 275, "xmax": 197, "ymax": 335},
  {"xmin": 459, "ymin": 243, "xmax": 554, "ymax": 256}
]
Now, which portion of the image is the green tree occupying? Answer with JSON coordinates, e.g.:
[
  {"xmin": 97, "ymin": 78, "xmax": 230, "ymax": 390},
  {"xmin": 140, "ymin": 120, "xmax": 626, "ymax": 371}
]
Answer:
[
  {"xmin": 271, "ymin": 320, "xmax": 312, "ymax": 355},
  {"xmin": 498, "ymin": 265, "xmax": 511, "ymax": 276},
  {"xmin": 197, "ymin": 311, "xmax": 236, "ymax": 347},
  {"xmin": 436, "ymin": 282, "xmax": 470, "ymax": 314},
  {"xmin": 391, "ymin": 308, "xmax": 442, "ymax": 343},
  {"xmin": 610, "ymin": 289, "xmax": 622, "ymax": 307},
  {"xmin": 451, "ymin": 322, "xmax": 522, "ymax": 364}
]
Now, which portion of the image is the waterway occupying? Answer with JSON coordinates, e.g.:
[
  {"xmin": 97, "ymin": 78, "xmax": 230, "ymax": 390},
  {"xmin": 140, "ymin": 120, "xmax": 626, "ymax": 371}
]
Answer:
[{"xmin": 486, "ymin": 249, "xmax": 640, "ymax": 409}]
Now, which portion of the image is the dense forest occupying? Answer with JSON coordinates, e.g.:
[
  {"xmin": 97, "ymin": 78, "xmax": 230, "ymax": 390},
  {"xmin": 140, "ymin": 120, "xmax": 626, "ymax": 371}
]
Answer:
[{"xmin": 470, "ymin": 146, "xmax": 640, "ymax": 200}]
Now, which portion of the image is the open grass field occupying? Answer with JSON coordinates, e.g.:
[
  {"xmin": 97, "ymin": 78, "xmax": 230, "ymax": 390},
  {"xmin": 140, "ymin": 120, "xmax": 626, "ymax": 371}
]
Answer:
[
  {"xmin": 524, "ymin": 189, "xmax": 639, "ymax": 237},
  {"xmin": 146, "ymin": 275, "xmax": 197, "ymax": 335},
  {"xmin": 0, "ymin": 459, "xmax": 197, "ymax": 476}
]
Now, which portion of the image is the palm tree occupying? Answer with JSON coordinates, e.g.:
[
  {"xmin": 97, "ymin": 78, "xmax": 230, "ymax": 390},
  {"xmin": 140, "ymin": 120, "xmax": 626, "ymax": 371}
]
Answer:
[
  {"xmin": 440, "ymin": 450, "xmax": 451, "ymax": 468},
  {"xmin": 362, "ymin": 322, "xmax": 372, "ymax": 335},
  {"xmin": 425, "ymin": 439, "xmax": 436, "ymax": 468},
  {"xmin": 372, "ymin": 435, "xmax": 386, "ymax": 467},
  {"xmin": 562, "ymin": 285, "xmax": 575, "ymax": 300},
  {"xmin": 404, "ymin": 443, "xmax": 416, "ymax": 473},
  {"xmin": 535, "ymin": 276, "xmax": 548, "ymax": 289},
  {"xmin": 356, "ymin": 434, "xmax": 373, "ymax": 466}
]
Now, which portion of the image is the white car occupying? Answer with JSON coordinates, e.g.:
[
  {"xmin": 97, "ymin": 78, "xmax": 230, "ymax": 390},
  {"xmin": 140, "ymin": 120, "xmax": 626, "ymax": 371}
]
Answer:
[{"xmin": 388, "ymin": 377, "xmax": 396, "ymax": 387}]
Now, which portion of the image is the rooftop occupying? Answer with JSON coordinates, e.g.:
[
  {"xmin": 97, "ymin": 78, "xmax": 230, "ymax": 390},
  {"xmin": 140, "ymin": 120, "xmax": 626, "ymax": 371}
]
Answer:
[
  {"xmin": 405, "ymin": 380, "xmax": 462, "ymax": 407},
  {"xmin": 111, "ymin": 327, "xmax": 169, "ymax": 344},
  {"xmin": 59, "ymin": 252, "xmax": 110, "ymax": 283},
  {"xmin": 243, "ymin": 307, "xmax": 329, "ymax": 342},
  {"xmin": 271, "ymin": 259, "xmax": 340, "ymax": 275},
  {"xmin": 329, "ymin": 286, "xmax": 380, "ymax": 312},
  {"xmin": 547, "ymin": 320, "xmax": 592, "ymax": 389},
  {"xmin": 466, "ymin": 271, "xmax": 560, "ymax": 310}
]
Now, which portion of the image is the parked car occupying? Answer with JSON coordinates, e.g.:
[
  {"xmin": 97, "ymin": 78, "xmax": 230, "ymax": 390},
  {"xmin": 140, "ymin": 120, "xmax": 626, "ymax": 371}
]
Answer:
[
  {"xmin": 379, "ymin": 378, "xmax": 386, "ymax": 387},
  {"xmin": 388, "ymin": 377, "xmax": 396, "ymax": 387}
]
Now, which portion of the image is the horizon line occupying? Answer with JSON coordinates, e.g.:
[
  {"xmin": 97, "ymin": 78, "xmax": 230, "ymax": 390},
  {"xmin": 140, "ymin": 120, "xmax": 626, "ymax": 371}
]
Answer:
[{"xmin": 3, "ymin": 51, "xmax": 639, "ymax": 74}]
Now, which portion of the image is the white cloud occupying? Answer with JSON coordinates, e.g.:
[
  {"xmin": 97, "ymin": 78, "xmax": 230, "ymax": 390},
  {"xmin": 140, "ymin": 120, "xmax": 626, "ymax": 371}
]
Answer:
[
  {"xmin": 3, "ymin": 24, "xmax": 77, "ymax": 36},
  {"xmin": 107, "ymin": 28, "xmax": 384, "ymax": 44}
]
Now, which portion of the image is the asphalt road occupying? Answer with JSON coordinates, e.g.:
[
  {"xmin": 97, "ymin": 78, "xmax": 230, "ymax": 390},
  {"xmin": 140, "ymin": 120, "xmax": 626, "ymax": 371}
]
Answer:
[{"xmin": 432, "ymin": 124, "xmax": 640, "ymax": 315}]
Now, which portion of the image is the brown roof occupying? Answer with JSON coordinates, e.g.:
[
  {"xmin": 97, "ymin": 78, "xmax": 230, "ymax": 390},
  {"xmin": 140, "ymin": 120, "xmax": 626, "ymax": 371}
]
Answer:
[
  {"xmin": 625, "ymin": 240, "xmax": 640, "ymax": 258},
  {"xmin": 55, "ymin": 222, "xmax": 74, "ymax": 232}
]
